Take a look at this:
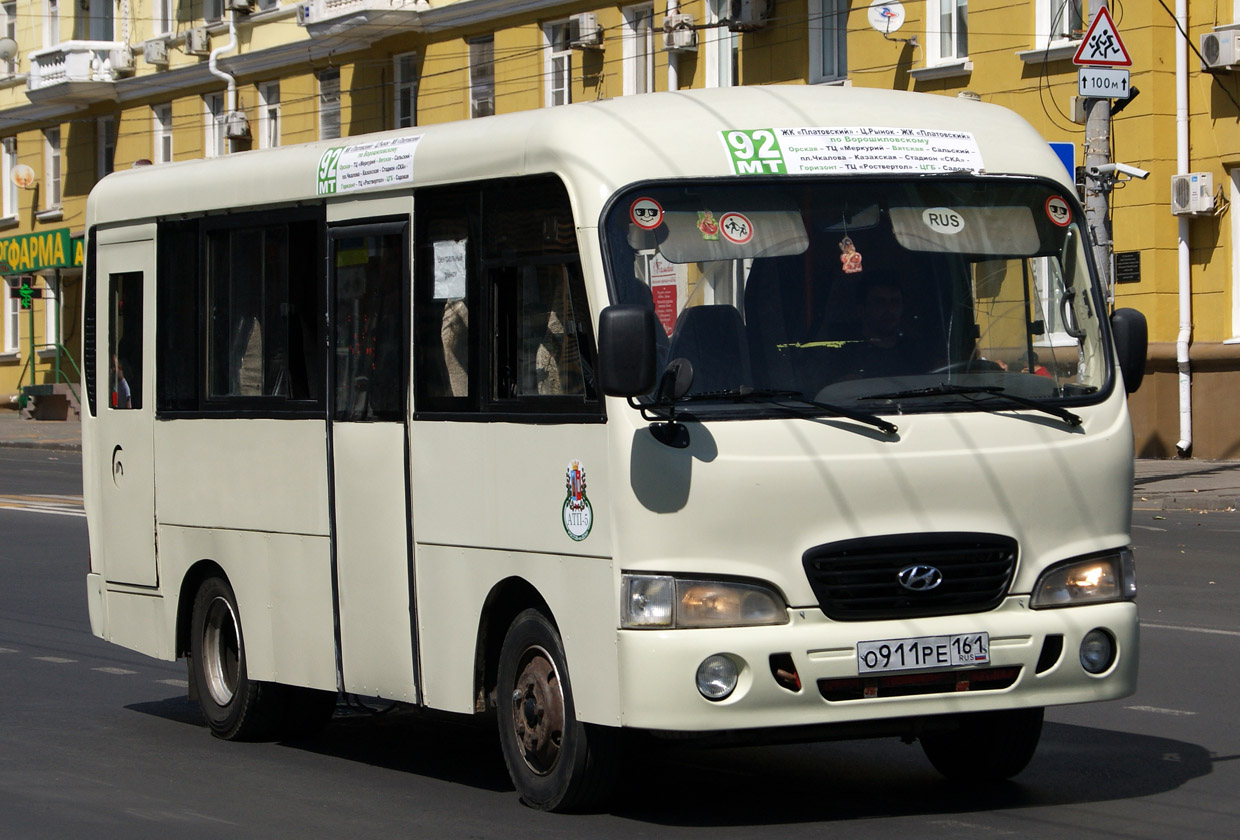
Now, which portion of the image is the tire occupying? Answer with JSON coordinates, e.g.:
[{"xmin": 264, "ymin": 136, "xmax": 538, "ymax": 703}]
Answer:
[
  {"xmin": 189, "ymin": 576, "xmax": 288, "ymax": 741},
  {"xmin": 495, "ymin": 609, "xmax": 621, "ymax": 812},
  {"xmin": 920, "ymin": 707, "xmax": 1044, "ymax": 782}
]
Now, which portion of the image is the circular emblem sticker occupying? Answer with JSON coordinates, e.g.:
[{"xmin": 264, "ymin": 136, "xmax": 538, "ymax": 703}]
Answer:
[
  {"xmin": 1045, "ymin": 196, "xmax": 1072, "ymax": 227},
  {"xmin": 630, "ymin": 197, "xmax": 664, "ymax": 230},
  {"xmin": 718, "ymin": 212, "xmax": 755, "ymax": 245},
  {"xmin": 562, "ymin": 459, "xmax": 593, "ymax": 541},
  {"xmin": 922, "ymin": 207, "xmax": 965, "ymax": 235}
]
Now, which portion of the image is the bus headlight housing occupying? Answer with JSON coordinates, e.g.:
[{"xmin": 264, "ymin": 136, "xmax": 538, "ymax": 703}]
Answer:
[
  {"xmin": 1031, "ymin": 549, "xmax": 1136, "ymax": 609},
  {"xmin": 622, "ymin": 574, "xmax": 789, "ymax": 628}
]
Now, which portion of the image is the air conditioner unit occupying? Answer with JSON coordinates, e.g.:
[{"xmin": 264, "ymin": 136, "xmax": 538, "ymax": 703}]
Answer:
[
  {"xmin": 1170, "ymin": 172, "xmax": 1215, "ymax": 216},
  {"xmin": 569, "ymin": 12, "xmax": 603, "ymax": 49},
  {"xmin": 108, "ymin": 45, "xmax": 135, "ymax": 76},
  {"xmin": 225, "ymin": 0, "xmax": 253, "ymax": 11},
  {"xmin": 296, "ymin": 2, "xmax": 315, "ymax": 25},
  {"xmin": 663, "ymin": 13, "xmax": 698, "ymax": 52},
  {"xmin": 1200, "ymin": 30, "xmax": 1240, "ymax": 71},
  {"xmin": 224, "ymin": 110, "xmax": 251, "ymax": 140},
  {"xmin": 185, "ymin": 27, "xmax": 210, "ymax": 56},
  {"xmin": 142, "ymin": 39, "xmax": 169, "ymax": 66},
  {"xmin": 724, "ymin": 0, "xmax": 771, "ymax": 32}
]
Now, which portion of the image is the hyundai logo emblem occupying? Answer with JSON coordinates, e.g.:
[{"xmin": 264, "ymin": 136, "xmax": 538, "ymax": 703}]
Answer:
[{"xmin": 897, "ymin": 564, "xmax": 944, "ymax": 592}]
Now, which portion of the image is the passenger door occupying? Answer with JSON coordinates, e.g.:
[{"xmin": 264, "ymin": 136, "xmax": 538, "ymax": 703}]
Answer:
[
  {"xmin": 327, "ymin": 219, "xmax": 418, "ymax": 702},
  {"xmin": 94, "ymin": 229, "xmax": 157, "ymax": 587}
]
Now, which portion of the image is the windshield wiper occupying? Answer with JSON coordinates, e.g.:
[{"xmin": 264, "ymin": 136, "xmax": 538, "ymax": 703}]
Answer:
[
  {"xmin": 678, "ymin": 387, "xmax": 898, "ymax": 435},
  {"xmin": 859, "ymin": 383, "xmax": 1082, "ymax": 427}
]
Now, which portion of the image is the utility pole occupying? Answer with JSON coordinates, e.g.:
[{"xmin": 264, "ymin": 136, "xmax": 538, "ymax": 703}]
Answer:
[{"xmin": 1082, "ymin": 0, "xmax": 1113, "ymax": 306}]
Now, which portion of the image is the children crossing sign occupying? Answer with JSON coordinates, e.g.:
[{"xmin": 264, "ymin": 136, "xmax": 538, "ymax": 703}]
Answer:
[{"xmin": 1073, "ymin": 7, "xmax": 1132, "ymax": 67}]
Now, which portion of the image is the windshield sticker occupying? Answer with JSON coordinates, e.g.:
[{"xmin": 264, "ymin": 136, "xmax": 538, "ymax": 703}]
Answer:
[
  {"xmin": 697, "ymin": 210, "xmax": 720, "ymax": 240},
  {"xmin": 922, "ymin": 207, "xmax": 966, "ymax": 235},
  {"xmin": 718, "ymin": 212, "xmax": 755, "ymax": 245},
  {"xmin": 651, "ymin": 254, "xmax": 678, "ymax": 336},
  {"xmin": 839, "ymin": 236, "xmax": 863, "ymax": 273},
  {"xmin": 1045, "ymin": 196, "xmax": 1072, "ymax": 227},
  {"xmin": 563, "ymin": 460, "xmax": 593, "ymax": 541},
  {"xmin": 316, "ymin": 135, "xmax": 421, "ymax": 196},
  {"xmin": 721, "ymin": 127, "xmax": 984, "ymax": 175},
  {"xmin": 630, "ymin": 197, "xmax": 664, "ymax": 230}
]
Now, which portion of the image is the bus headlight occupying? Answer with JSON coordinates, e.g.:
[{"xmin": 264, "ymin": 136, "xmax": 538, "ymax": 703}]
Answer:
[
  {"xmin": 622, "ymin": 575, "xmax": 789, "ymax": 629},
  {"xmin": 1031, "ymin": 549, "xmax": 1136, "ymax": 609}
]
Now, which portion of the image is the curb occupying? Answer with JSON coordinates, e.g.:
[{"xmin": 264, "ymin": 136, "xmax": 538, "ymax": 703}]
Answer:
[{"xmin": 0, "ymin": 440, "xmax": 82, "ymax": 453}]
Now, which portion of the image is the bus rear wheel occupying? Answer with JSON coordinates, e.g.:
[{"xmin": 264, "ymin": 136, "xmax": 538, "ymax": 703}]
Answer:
[
  {"xmin": 189, "ymin": 576, "xmax": 287, "ymax": 741},
  {"xmin": 495, "ymin": 609, "xmax": 621, "ymax": 812},
  {"xmin": 920, "ymin": 707, "xmax": 1044, "ymax": 782}
]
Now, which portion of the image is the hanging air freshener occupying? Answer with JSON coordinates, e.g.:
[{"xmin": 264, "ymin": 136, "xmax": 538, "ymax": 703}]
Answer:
[{"xmin": 839, "ymin": 235, "xmax": 863, "ymax": 274}]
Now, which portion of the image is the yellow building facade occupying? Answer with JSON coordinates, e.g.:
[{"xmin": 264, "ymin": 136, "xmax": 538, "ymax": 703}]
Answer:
[{"xmin": 0, "ymin": 1, "xmax": 1236, "ymax": 455}]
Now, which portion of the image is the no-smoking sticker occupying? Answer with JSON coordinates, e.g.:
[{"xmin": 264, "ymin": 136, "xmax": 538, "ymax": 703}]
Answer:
[
  {"xmin": 630, "ymin": 197, "xmax": 664, "ymax": 230},
  {"xmin": 1046, "ymin": 196, "xmax": 1072, "ymax": 227},
  {"xmin": 719, "ymin": 212, "xmax": 755, "ymax": 245}
]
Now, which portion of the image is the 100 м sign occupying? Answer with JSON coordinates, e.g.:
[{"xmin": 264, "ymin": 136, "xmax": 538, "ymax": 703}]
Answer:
[{"xmin": 1078, "ymin": 68, "xmax": 1131, "ymax": 99}]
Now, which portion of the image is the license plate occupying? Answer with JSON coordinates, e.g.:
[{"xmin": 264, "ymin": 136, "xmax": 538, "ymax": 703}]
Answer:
[{"xmin": 856, "ymin": 632, "xmax": 990, "ymax": 675}]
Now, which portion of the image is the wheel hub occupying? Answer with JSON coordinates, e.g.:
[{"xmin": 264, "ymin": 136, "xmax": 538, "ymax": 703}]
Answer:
[
  {"xmin": 510, "ymin": 645, "xmax": 565, "ymax": 775},
  {"xmin": 202, "ymin": 595, "xmax": 241, "ymax": 707}
]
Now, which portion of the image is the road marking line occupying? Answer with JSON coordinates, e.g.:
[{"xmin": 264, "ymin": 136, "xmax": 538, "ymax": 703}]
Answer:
[
  {"xmin": 156, "ymin": 679, "xmax": 189, "ymax": 688},
  {"xmin": 33, "ymin": 656, "xmax": 76, "ymax": 664},
  {"xmin": 93, "ymin": 667, "xmax": 138, "ymax": 675},
  {"xmin": 1126, "ymin": 705, "xmax": 1196, "ymax": 716},
  {"xmin": 1143, "ymin": 622, "xmax": 1240, "ymax": 638},
  {"xmin": 0, "ymin": 647, "xmax": 18, "ymax": 654}
]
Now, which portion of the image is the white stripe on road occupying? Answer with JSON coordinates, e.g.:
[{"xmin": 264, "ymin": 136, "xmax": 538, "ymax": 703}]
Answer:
[
  {"xmin": 1125, "ymin": 705, "xmax": 1196, "ymax": 716},
  {"xmin": 156, "ymin": 679, "xmax": 189, "ymax": 688},
  {"xmin": 1143, "ymin": 622, "xmax": 1240, "ymax": 638},
  {"xmin": 33, "ymin": 656, "xmax": 76, "ymax": 664},
  {"xmin": 93, "ymin": 667, "xmax": 138, "ymax": 675}
]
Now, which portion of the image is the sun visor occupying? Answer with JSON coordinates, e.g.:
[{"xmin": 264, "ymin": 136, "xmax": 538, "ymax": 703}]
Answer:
[
  {"xmin": 889, "ymin": 206, "xmax": 1041, "ymax": 256},
  {"xmin": 632, "ymin": 202, "xmax": 809, "ymax": 263}
]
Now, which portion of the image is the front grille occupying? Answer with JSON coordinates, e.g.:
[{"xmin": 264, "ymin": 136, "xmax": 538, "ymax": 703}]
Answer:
[{"xmin": 802, "ymin": 533, "xmax": 1018, "ymax": 621}]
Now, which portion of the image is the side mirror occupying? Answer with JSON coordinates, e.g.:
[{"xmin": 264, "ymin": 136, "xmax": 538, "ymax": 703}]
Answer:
[
  {"xmin": 1110, "ymin": 307, "xmax": 1148, "ymax": 394},
  {"xmin": 598, "ymin": 304, "xmax": 658, "ymax": 397}
]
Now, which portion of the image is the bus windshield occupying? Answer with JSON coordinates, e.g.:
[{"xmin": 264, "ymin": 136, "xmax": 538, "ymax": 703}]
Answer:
[{"xmin": 603, "ymin": 177, "xmax": 1109, "ymax": 416}]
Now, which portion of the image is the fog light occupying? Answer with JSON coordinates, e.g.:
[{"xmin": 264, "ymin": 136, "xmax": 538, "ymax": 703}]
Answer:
[
  {"xmin": 696, "ymin": 654, "xmax": 739, "ymax": 700},
  {"xmin": 1079, "ymin": 629, "xmax": 1116, "ymax": 674}
]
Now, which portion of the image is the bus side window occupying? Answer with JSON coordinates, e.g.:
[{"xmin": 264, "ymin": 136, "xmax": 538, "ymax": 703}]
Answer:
[{"xmin": 108, "ymin": 272, "xmax": 142, "ymax": 410}]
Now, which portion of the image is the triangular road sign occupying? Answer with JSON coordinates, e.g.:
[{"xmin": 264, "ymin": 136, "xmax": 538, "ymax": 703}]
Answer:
[{"xmin": 1074, "ymin": 7, "xmax": 1133, "ymax": 67}]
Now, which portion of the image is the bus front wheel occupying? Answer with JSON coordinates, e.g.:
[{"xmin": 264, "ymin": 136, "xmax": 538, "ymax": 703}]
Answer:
[
  {"xmin": 495, "ymin": 609, "xmax": 621, "ymax": 812},
  {"xmin": 189, "ymin": 576, "xmax": 286, "ymax": 741},
  {"xmin": 919, "ymin": 707, "xmax": 1044, "ymax": 782}
]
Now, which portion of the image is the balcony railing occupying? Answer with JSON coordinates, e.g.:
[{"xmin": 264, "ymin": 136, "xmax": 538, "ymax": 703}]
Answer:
[
  {"xmin": 27, "ymin": 41, "xmax": 130, "ymax": 103},
  {"xmin": 297, "ymin": 0, "xmax": 428, "ymax": 37}
]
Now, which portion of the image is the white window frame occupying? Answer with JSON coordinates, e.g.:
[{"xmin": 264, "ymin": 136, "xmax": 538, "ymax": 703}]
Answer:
[
  {"xmin": 205, "ymin": 0, "xmax": 223, "ymax": 23},
  {"xmin": 469, "ymin": 36, "xmax": 495, "ymax": 118},
  {"xmin": 97, "ymin": 115, "xmax": 115, "ymax": 179},
  {"xmin": 204, "ymin": 93, "xmax": 225, "ymax": 158},
  {"xmin": 155, "ymin": 0, "xmax": 173, "ymax": 36},
  {"xmin": 318, "ymin": 68, "xmax": 341, "ymax": 140},
  {"xmin": 705, "ymin": 0, "xmax": 739, "ymax": 87},
  {"xmin": 43, "ymin": 127, "xmax": 61, "ymax": 208},
  {"xmin": 808, "ymin": 0, "xmax": 848, "ymax": 84},
  {"xmin": 394, "ymin": 53, "xmax": 417, "ymax": 129},
  {"xmin": 928, "ymin": 0, "xmax": 968, "ymax": 64},
  {"xmin": 544, "ymin": 21, "xmax": 572, "ymax": 107},
  {"xmin": 258, "ymin": 82, "xmax": 280, "ymax": 149},
  {"xmin": 623, "ymin": 4, "xmax": 655, "ymax": 97},
  {"xmin": 44, "ymin": 0, "xmax": 59, "ymax": 49},
  {"xmin": 1, "ymin": 1, "xmax": 16, "ymax": 76},
  {"xmin": 3, "ymin": 277, "xmax": 19, "ymax": 355},
  {"xmin": 42, "ymin": 273, "xmax": 59, "ymax": 350},
  {"xmin": 153, "ymin": 104, "xmax": 173, "ymax": 164},
  {"xmin": 1, "ymin": 137, "xmax": 16, "ymax": 221},
  {"xmin": 1037, "ymin": 0, "xmax": 1085, "ymax": 49}
]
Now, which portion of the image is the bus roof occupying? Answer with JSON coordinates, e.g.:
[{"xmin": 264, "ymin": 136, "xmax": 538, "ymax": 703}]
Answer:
[{"xmin": 86, "ymin": 85, "xmax": 1064, "ymax": 231}]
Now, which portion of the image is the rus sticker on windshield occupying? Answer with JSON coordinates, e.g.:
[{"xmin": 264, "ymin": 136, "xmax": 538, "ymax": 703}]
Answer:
[{"xmin": 721, "ymin": 127, "xmax": 984, "ymax": 176}]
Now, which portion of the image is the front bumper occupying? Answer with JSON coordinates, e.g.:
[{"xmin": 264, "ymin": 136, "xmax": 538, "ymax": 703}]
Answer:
[{"xmin": 615, "ymin": 597, "xmax": 1137, "ymax": 731}]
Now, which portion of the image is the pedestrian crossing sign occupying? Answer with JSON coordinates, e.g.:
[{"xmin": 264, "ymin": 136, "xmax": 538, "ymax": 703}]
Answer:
[{"xmin": 1073, "ymin": 7, "xmax": 1132, "ymax": 67}]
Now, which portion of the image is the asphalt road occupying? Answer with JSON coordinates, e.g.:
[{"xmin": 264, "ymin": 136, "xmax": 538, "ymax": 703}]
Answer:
[{"xmin": 1, "ymin": 450, "xmax": 1237, "ymax": 839}]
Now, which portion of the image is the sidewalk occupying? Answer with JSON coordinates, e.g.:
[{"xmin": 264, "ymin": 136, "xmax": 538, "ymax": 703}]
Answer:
[{"xmin": 2, "ymin": 410, "xmax": 1238, "ymax": 512}]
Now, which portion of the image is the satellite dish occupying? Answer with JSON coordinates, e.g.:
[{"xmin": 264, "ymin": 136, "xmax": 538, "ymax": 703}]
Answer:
[
  {"xmin": 0, "ymin": 38, "xmax": 17, "ymax": 63},
  {"xmin": 867, "ymin": 1, "xmax": 906, "ymax": 34},
  {"xmin": 12, "ymin": 163, "xmax": 35, "ymax": 190}
]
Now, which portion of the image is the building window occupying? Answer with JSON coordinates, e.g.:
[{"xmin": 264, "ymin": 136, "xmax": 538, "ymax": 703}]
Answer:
[
  {"xmin": 706, "ymin": 0, "xmax": 739, "ymax": 87},
  {"xmin": 2, "ymin": 277, "xmax": 19, "ymax": 354},
  {"xmin": 155, "ymin": 0, "xmax": 172, "ymax": 36},
  {"xmin": 43, "ymin": 0, "xmax": 58, "ymax": 49},
  {"xmin": 84, "ymin": 0, "xmax": 113, "ymax": 41},
  {"xmin": 259, "ymin": 82, "xmax": 280, "ymax": 149},
  {"xmin": 1, "ymin": 137, "xmax": 16, "ymax": 219},
  {"xmin": 43, "ymin": 127, "xmax": 60, "ymax": 208},
  {"xmin": 544, "ymin": 22, "xmax": 572, "ymax": 106},
  {"xmin": 204, "ymin": 93, "xmax": 225, "ymax": 158},
  {"xmin": 205, "ymin": 0, "xmax": 222, "ymax": 23},
  {"xmin": 929, "ymin": 0, "xmax": 968, "ymax": 63},
  {"xmin": 809, "ymin": 0, "xmax": 847, "ymax": 84},
  {"xmin": 1, "ymin": 1, "xmax": 16, "ymax": 75},
  {"xmin": 43, "ymin": 274, "xmax": 59, "ymax": 349},
  {"xmin": 394, "ymin": 53, "xmax": 417, "ymax": 128},
  {"xmin": 97, "ymin": 115, "xmax": 116, "ymax": 179},
  {"xmin": 319, "ymin": 68, "xmax": 341, "ymax": 140},
  {"xmin": 623, "ymin": 5, "xmax": 655, "ymax": 96},
  {"xmin": 153, "ymin": 104, "xmax": 172, "ymax": 164},
  {"xmin": 469, "ymin": 37, "xmax": 495, "ymax": 118},
  {"xmin": 1037, "ymin": 0, "xmax": 1084, "ymax": 48}
]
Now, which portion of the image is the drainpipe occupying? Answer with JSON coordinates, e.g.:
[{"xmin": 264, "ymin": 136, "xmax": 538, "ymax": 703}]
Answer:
[
  {"xmin": 667, "ymin": 1, "xmax": 680, "ymax": 91},
  {"xmin": 1175, "ymin": 0, "xmax": 1192, "ymax": 456},
  {"xmin": 208, "ymin": 13, "xmax": 240, "ymax": 152}
]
